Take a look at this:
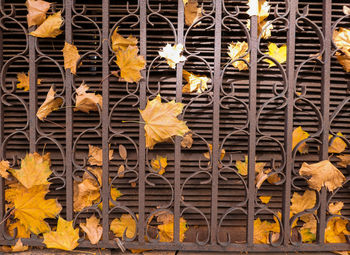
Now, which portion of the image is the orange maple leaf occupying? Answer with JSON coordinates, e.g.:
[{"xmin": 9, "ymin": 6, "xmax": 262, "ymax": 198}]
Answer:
[
  {"xmin": 26, "ymin": 0, "xmax": 51, "ymax": 27},
  {"xmin": 62, "ymin": 42, "xmax": 81, "ymax": 75},
  {"xmin": 30, "ymin": 11, "xmax": 63, "ymax": 38}
]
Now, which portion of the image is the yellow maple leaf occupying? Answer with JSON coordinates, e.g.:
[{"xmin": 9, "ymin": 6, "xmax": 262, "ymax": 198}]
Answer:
[
  {"xmin": 325, "ymin": 217, "xmax": 350, "ymax": 244},
  {"xmin": 329, "ymin": 132, "xmax": 347, "ymax": 154},
  {"xmin": 235, "ymin": 155, "xmax": 266, "ymax": 176},
  {"xmin": 329, "ymin": 201, "xmax": 344, "ymax": 215},
  {"xmin": 290, "ymin": 189, "xmax": 316, "ymax": 215},
  {"xmin": 181, "ymin": 133, "xmax": 193, "ymax": 149},
  {"xmin": 157, "ymin": 213, "xmax": 188, "ymax": 242},
  {"xmin": 253, "ymin": 214, "xmax": 280, "ymax": 244},
  {"xmin": 246, "ymin": 0, "xmax": 270, "ymax": 23},
  {"xmin": 74, "ymin": 82, "xmax": 102, "ymax": 113},
  {"xmin": 246, "ymin": 14, "xmax": 274, "ymax": 39},
  {"xmin": 79, "ymin": 215, "xmax": 102, "ymax": 245},
  {"xmin": 300, "ymin": 225, "xmax": 316, "ymax": 243},
  {"xmin": 263, "ymin": 43, "xmax": 287, "ymax": 68},
  {"xmin": 0, "ymin": 160, "xmax": 10, "ymax": 179},
  {"xmin": 16, "ymin": 72, "xmax": 41, "ymax": 91},
  {"xmin": 333, "ymin": 28, "xmax": 350, "ymax": 57},
  {"xmin": 88, "ymin": 145, "xmax": 113, "ymax": 166},
  {"xmin": 43, "ymin": 217, "xmax": 79, "ymax": 251},
  {"xmin": 299, "ymin": 160, "xmax": 345, "ymax": 192},
  {"xmin": 36, "ymin": 86, "xmax": 63, "ymax": 121},
  {"xmin": 10, "ymin": 239, "xmax": 29, "ymax": 252},
  {"xmin": 151, "ymin": 155, "xmax": 167, "ymax": 175},
  {"xmin": 110, "ymin": 214, "xmax": 136, "ymax": 240},
  {"xmin": 182, "ymin": 70, "xmax": 209, "ymax": 93},
  {"xmin": 227, "ymin": 41, "xmax": 250, "ymax": 71},
  {"xmin": 8, "ymin": 184, "xmax": 62, "ymax": 235},
  {"xmin": 111, "ymin": 27, "xmax": 138, "ymax": 52},
  {"xmin": 26, "ymin": 0, "xmax": 51, "ymax": 27},
  {"xmin": 8, "ymin": 221, "xmax": 31, "ymax": 239},
  {"xmin": 184, "ymin": 0, "xmax": 202, "ymax": 27},
  {"xmin": 292, "ymin": 126, "xmax": 309, "ymax": 154},
  {"xmin": 139, "ymin": 94, "xmax": 190, "ymax": 149},
  {"xmin": 115, "ymin": 46, "xmax": 146, "ymax": 83},
  {"xmin": 203, "ymin": 144, "xmax": 226, "ymax": 161},
  {"xmin": 62, "ymin": 42, "xmax": 81, "ymax": 75},
  {"xmin": 259, "ymin": 196, "xmax": 271, "ymax": 204},
  {"xmin": 337, "ymin": 154, "xmax": 350, "ymax": 168},
  {"xmin": 265, "ymin": 169, "xmax": 281, "ymax": 185},
  {"xmin": 159, "ymin": 43, "xmax": 187, "ymax": 69},
  {"xmin": 30, "ymin": 11, "xmax": 63, "ymax": 38},
  {"xmin": 9, "ymin": 152, "xmax": 51, "ymax": 189},
  {"xmin": 336, "ymin": 52, "xmax": 350, "ymax": 72}
]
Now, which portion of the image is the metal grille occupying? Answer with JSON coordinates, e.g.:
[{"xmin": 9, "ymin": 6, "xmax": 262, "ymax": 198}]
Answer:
[{"xmin": 1, "ymin": 0, "xmax": 350, "ymax": 252}]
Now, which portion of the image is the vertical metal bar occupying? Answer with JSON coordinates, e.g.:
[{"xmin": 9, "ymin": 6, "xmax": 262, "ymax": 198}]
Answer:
[
  {"xmin": 0, "ymin": 0, "xmax": 4, "ymax": 240},
  {"xmin": 247, "ymin": 14, "xmax": 258, "ymax": 246},
  {"xmin": 65, "ymin": 0, "xmax": 73, "ymax": 221},
  {"xmin": 29, "ymin": 27, "xmax": 36, "ymax": 153},
  {"xmin": 210, "ymin": 0, "xmax": 222, "ymax": 245},
  {"xmin": 283, "ymin": 0, "xmax": 298, "ymax": 246},
  {"xmin": 102, "ymin": 0, "xmax": 110, "ymax": 244},
  {"xmin": 318, "ymin": 0, "xmax": 332, "ymax": 244},
  {"xmin": 174, "ymin": 0, "xmax": 185, "ymax": 244},
  {"xmin": 138, "ymin": 0, "xmax": 147, "ymax": 244}
]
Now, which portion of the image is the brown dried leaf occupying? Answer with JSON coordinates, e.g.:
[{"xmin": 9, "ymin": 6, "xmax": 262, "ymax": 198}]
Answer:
[
  {"xmin": 62, "ymin": 42, "xmax": 81, "ymax": 75},
  {"xmin": 336, "ymin": 53, "xmax": 350, "ymax": 72},
  {"xmin": 118, "ymin": 165, "xmax": 125, "ymax": 178},
  {"xmin": 329, "ymin": 132, "xmax": 347, "ymax": 154},
  {"xmin": 299, "ymin": 160, "xmax": 345, "ymax": 192},
  {"xmin": 16, "ymin": 72, "xmax": 41, "ymax": 91},
  {"xmin": 79, "ymin": 215, "xmax": 102, "ymax": 245},
  {"xmin": 255, "ymin": 170, "xmax": 268, "ymax": 189},
  {"xmin": 292, "ymin": 126, "xmax": 309, "ymax": 154},
  {"xmin": 88, "ymin": 145, "xmax": 113, "ymax": 166},
  {"xmin": 0, "ymin": 160, "xmax": 10, "ymax": 179},
  {"xmin": 337, "ymin": 154, "xmax": 350, "ymax": 168},
  {"xmin": 181, "ymin": 133, "xmax": 193, "ymax": 149},
  {"xmin": 184, "ymin": 0, "xmax": 202, "ymax": 27},
  {"xmin": 119, "ymin": 144, "xmax": 127, "ymax": 160},
  {"xmin": 11, "ymin": 239, "xmax": 29, "ymax": 252},
  {"xmin": 329, "ymin": 201, "xmax": 344, "ymax": 215},
  {"xmin": 74, "ymin": 82, "xmax": 102, "ymax": 113},
  {"xmin": 290, "ymin": 189, "xmax": 316, "ymax": 215},
  {"xmin": 333, "ymin": 28, "xmax": 350, "ymax": 57},
  {"xmin": 111, "ymin": 27, "xmax": 138, "ymax": 52},
  {"xmin": 30, "ymin": 11, "xmax": 63, "ymax": 38},
  {"xmin": 36, "ymin": 86, "xmax": 63, "ymax": 121},
  {"xmin": 26, "ymin": 0, "xmax": 51, "ymax": 27}
]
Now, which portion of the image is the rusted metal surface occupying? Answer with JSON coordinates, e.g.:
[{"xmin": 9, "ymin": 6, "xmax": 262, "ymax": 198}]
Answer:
[{"xmin": 0, "ymin": 0, "xmax": 350, "ymax": 252}]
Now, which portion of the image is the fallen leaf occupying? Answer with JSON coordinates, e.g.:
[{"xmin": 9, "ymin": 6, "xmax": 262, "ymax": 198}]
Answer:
[
  {"xmin": 8, "ymin": 221, "xmax": 31, "ymax": 239},
  {"xmin": 333, "ymin": 28, "xmax": 350, "ymax": 57},
  {"xmin": 259, "ymin": 196, "xmax": 271, "ymax": 204},
  {"xmin": 235, "ymin": 156, "xmax": 266, "ymax": 176},
  {"xmin": 7, "ymin": 183, "xmax": 62, "ymax": 235},
  {"xmin": 181, "ymin": 133, "xmax": 193, "ymax": 149},
  {"xmin": 246, "ymin": 0, "xmax": 270, "ymax": 23},
  {"xmin": 111, "ymin": 27, "xmax": 138, "ymax": 52},
  {"xmin": 157, "ymin": 213, "xmax": 188, "ymax": 242},
  {"xmin": 329, "ymin": 202, "xmax": 344, "ymax": 215},
  {"xmin": 88, "ymin": 145, "xmax": 113, "ymax": 166},
  {"xmin": 11, "ymin": 239, "xmax": 29, "ymax": 252},
  {"xmin": 115, "ymin": 46, "xmax": 146, "ymax": 83},
  {"xmin": 119, "ymin": 144, "xmax": 127, "ymax": 160},
  {"xmin": 36, "ymin": 86, "xmax": 63, "ymax": 121},
  {"xmin": 344, "ymin": 6, "xmax": 350, "ymax": 15},
  {"xmin": 300, "ymin": 218, "xmax": 317, "ymax": 243},
  {"xmin": 255, "ymin": 170, "xmax": 268, "ymax": 189},
  {"xmin": 110, "ymin": 214, "xmax": 136, "ymax": 240},
  {"xmin": 246, "ymin": 14, "xmax": 273, "ymax": 39},
  {"xmin": 151, "ymin": 155, "xmax": 167, "ymax": 175},
  {"xmin": 62, "ymin": 42, "xmax": 81, "ymax": 75},
  {"xmin": 337, "ymin": 154, "xmax": 350, "ymax": 168},
  {"xmin": 0, "ymin": 160, "xmax": 10, "ymax": 179},
  {"xmin": 263, "ymin": 43, "xmax": 287, "ymax": 68},
  {"xmin": 30, "ymin": 11, "xmax": 63, "ymax": 38},
  {"xmin": 26, "ymin": 0, "xmax": 51, "ymax": 27},
  {"xmin": 9, "ymin": 152, "xmax": 51, "ymax": 189},
  {"xmin": 336, "ymin": 53, "xmax": 350, "ymax": 72},
  {"xmin": 299, "ymin": 160, "xmax": 345, "ymax": 192},
  {"xmin": 74, "ymin": 82, "xmax": 102, "ymax": 113},
  {"xmin": 325, "ymin": 217, "xmax": 350, "ymax": 244},
  {"xmin": 159, "ymin": 43, "xmax": 187, "ymax": 69},
  {"xmin": 184, "ymin": 0, "xmax": 202, "ymax": 27},
  {"xmin": 254, "ymin": 214, "xmax": 280, "ymax": 244},
  {"xmin": 118, "ymin": 165, "xmax": 125, "ymax": 178},
  {"xmin": 265, "ymin": 169, "xmax": 281, "ymax": 185},
  {"xmin": 228, "ymin": 41, "xmax": 249, "ymax": 71},
  {"xmin": 43, "ymin": 217, "xmax": 79, "ymax": 251},
  {"xmin": 204, "ymin": 144, "xmax": 226, "ymax": 161},
  {"xmin": 16, "ymin": 72, "xmax": 41, "ymax": 91},
  {"xmin": 182, "ymin": 70, "xmax": 209, "ymax": 93},
  {"xmin": 290, "ymin": 189, "xmax": 316, "ymax": 215},
  {"xmin": 292, "ymin": 126, "xmax": 310, "ymax": 154},
  {"xmin": 329, "ymin": 132, "xmax": 347, "ymax": 154},
  {"xmin": 79, "ymin": 215, "xmax": 102, "ymax": 245},
  {"xmin": 139, "ymin": 94, "xmax": 190, "ymax": 149}
]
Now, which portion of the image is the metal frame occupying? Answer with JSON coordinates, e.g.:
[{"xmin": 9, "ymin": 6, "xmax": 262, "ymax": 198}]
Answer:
[{"xmin": 0, "ymin": 0, "xmax": 350, "ymax": 252}]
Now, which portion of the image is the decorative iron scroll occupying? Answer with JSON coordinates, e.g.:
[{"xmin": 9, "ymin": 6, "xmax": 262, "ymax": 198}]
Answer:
[{"xmin": 0, "ymin": 0, "xmax": 350, "ymax": 252}]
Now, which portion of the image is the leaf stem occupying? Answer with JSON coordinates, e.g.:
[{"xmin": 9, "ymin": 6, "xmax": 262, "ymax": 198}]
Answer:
[{"xmin": 122, "ymin": 120, "xmax": 146, "ymax": 124}]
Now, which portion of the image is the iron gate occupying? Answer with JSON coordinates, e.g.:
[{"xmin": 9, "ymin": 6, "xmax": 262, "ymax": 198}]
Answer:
[{"xmin": 0, "ymin": 0, "xmax": 350, "ymax": 252}]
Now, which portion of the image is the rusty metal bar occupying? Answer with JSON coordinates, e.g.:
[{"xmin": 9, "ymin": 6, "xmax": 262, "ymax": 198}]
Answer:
[
  {"xmin": 0, "ymin": 0, "xmax": 4, "ymax": 240},
  {"xmin": 247, "ymin": 14, "xmax": 258, "ymax": 246},
  {"xmin": 102, "ymin": 0, "xmax": 110, "ymax": 243},
  {"xmin": 64, "ymin": 0, "xmax": 73, "ymax": 221},
  {"xmin": 138, "ymin": 0, "xmax": 147, "ymax": 244},
  {"xmin": 283, "ymin": 0, "xmax": 298, "ymax": 245},
  {"xmin": 29, "ymin": 26, "xmax": 36, "ymax": 153},
  {"xmin": 318, "ymin": 0, "xmax": 332, "ymax": 244},
  {"xmin": 174, "ymin": 0, "xmax": 185, "ymax": 243},
  {"xmin": 210, "ymin": 0, "xmax": 222, "ymax": 245}
]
